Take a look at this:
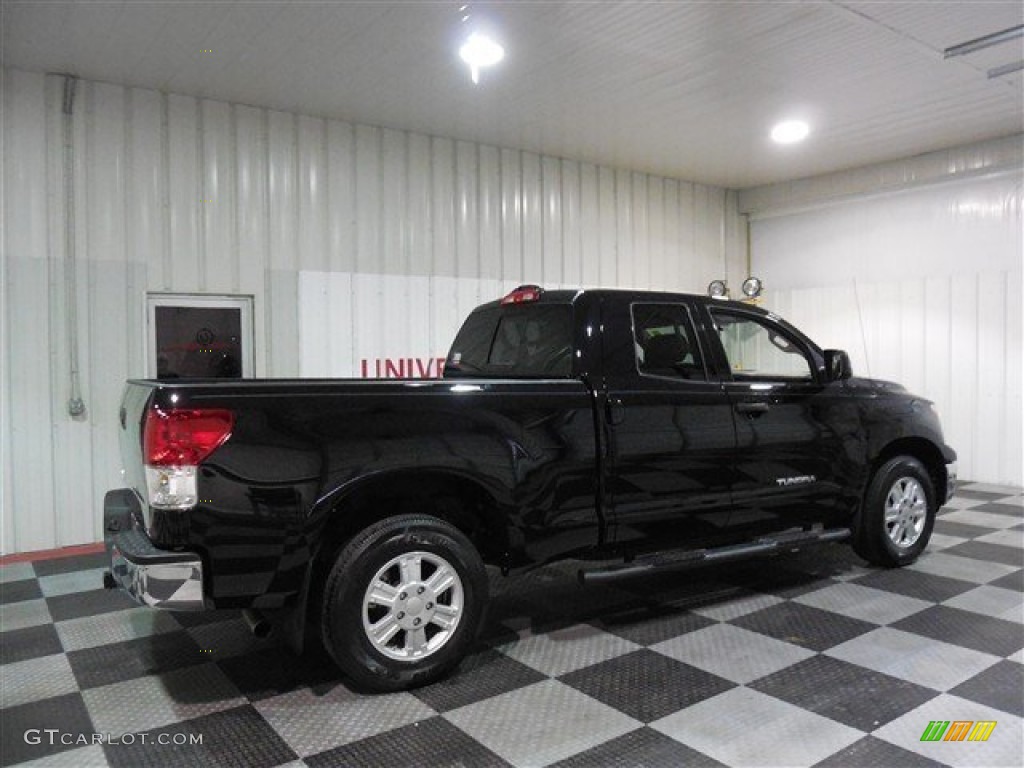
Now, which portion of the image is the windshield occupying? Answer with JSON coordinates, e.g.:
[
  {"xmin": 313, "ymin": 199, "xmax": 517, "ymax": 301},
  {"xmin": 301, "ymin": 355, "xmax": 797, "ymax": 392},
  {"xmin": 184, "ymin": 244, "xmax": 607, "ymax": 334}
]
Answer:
[{"xmin": 445, "ymin": 304, "xmax": 574, "ymax": 378}]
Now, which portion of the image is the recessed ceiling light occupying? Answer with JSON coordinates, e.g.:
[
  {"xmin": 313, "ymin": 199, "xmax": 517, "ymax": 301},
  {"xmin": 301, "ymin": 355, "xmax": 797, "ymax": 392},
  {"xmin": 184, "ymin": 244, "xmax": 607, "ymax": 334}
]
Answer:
[
  {"xmin": 771, "ymin": 120, "xmax": 810, "ymax": 145},
  {"xmin": 459, "ymin": 33, "xmax": 504, "ymax": 84}
]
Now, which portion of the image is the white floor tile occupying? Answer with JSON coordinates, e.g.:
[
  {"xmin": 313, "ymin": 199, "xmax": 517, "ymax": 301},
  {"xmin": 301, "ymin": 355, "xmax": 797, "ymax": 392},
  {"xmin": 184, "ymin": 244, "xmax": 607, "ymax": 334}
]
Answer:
[
  {"xmin": 928, "ymin": 533, "xmax": 969, "ymax": 551},
  {"xmin": 38, "ymin": 569, "xmax": 108, "ymax": 598},
  {"xmin": 975, "ymin": 529, "xmax": 1024, "ymax": 549},
  {"xmin": 56, "ymin": 607, "xmax": 181, "ymax": 652},
  {"xmin": 907, "ymin": 552, "xmax": 1019, "ymax": 584},
  {"xmin": 445, "ymin": 680, "xmax": 639, "ymax": 767},
  {"xmin": 939, "ymin": 511, "xmax": 1021, "ymax": 531},
  {"xmin": 944, "ymin": 586, "xmax": 1024, "ymax": 624},
  {"xmin": 0, "ymin": 562, "xmax": 37, "ymax": 584},
  {"xmin": 651, "ymin": 623, "xmax": 815, "ymax": 684},
  {"xmin": 794, "ymin": 583, "xmax": 932, "ymax": 625},
  {"xmin": 0, "ymin": 598, "xmax": 53, "ymax": 632},
  {"xmin": 691, "ymin": 592, "xmax": 784, "ymax": 622},
  {"xmin": 651, "ymin": 687, "xmax": 862, "ymax": 767},
  {"xmin": 254, "ymin": 682, "xmax": 434, "ymax": 758},
  {"xmin": 825, "ymin": 627, "xmax": 1001, "ymax": 691},
  {"xmin": 497, "ymin": 623, "xmax": 639, "ymax": 677},
  {"xmin": 0, "ymin": 654, "xmax": 78, "ymax": 708},
  {"xmin": 83, "ymin": 664, "xmax": 245, "ymax": 735},
  {"xmin": 872, "ymin": 693, "xmax": 1023, "ymax": 768}
]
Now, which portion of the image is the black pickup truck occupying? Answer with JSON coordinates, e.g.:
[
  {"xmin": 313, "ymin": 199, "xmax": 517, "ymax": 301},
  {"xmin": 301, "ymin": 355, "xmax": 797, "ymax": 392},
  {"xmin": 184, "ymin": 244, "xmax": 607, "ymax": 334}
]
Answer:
[{"xmin": 104, "ymin": 286, "xmax": 957, "ymax": 691}]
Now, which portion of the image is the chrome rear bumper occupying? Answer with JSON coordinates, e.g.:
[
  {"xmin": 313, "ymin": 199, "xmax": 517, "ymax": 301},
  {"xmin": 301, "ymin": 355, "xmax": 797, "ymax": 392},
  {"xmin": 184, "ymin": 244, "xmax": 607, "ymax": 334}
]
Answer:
[{"xmin": 103, "ymin": 489, "xmax": 205, "ymax": 610}]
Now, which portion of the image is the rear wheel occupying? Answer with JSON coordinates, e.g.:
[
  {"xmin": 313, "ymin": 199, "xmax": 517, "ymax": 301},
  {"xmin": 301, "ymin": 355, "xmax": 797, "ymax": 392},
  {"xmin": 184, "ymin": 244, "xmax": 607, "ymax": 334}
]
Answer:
[
  {"xmin": 854, "ymin": 456, "xmax": 936, "ymax": 567},
  {"xmin": 321, "ymin": 514, "xmax": 487, "ymax": 692}
]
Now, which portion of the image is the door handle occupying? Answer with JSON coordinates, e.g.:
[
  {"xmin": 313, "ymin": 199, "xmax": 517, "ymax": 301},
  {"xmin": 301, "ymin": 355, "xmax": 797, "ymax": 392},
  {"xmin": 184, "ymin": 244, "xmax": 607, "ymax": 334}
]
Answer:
[
  {"xmin": 735, "ymin": 402, "xmax": 770, "ymax": 416},
  {"xmin": 606, "ymin": 397, "xmax": 625, "ymax": 426}
]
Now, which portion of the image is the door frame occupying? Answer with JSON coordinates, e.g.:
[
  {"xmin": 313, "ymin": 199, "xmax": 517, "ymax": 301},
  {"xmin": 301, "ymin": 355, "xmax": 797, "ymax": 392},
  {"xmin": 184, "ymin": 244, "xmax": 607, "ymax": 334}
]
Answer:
[{"xmin": 145, "ymin": 293, "xmax": 255, "ymax": 378}]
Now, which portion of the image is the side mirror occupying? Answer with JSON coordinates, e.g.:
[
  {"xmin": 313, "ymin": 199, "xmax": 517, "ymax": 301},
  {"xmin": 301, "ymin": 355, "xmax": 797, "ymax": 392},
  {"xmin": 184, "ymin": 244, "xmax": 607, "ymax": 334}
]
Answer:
[{"xmin": 824, "ymin": 349, "xmax": 852, "ymax": 382}]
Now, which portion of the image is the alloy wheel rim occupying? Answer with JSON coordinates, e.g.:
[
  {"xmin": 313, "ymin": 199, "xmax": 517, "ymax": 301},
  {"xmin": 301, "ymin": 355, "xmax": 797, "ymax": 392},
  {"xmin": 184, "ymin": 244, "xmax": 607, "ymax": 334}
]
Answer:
[
  {"xmin": 361, "ymin": 551, "xmax": 464, "ymax": 661},
  {"xmin": 884, "ymin": 476, "xmax": 927, "ymax": 549}
]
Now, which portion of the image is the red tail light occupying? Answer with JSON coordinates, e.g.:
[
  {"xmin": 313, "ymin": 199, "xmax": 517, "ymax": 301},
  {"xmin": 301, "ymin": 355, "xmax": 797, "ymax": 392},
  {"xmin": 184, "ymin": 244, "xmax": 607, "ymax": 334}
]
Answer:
[{"xmin": 144, "ymin": 408, "xmax": 234, "ymax": 467}]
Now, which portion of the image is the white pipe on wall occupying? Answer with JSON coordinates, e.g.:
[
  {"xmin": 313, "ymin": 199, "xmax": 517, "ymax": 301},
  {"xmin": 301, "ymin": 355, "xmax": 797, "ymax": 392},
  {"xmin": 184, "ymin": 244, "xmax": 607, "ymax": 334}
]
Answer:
[{"xmin": 61, "ymin": 74, "xmax": 86, "ymax": 419}]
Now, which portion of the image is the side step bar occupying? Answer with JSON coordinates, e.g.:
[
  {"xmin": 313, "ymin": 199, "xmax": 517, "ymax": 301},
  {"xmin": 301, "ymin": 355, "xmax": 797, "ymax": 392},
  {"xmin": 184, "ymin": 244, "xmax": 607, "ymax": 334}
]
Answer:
[{"xmin": 578, "ymin": 527, "xmax": 851, "ymax": 585}]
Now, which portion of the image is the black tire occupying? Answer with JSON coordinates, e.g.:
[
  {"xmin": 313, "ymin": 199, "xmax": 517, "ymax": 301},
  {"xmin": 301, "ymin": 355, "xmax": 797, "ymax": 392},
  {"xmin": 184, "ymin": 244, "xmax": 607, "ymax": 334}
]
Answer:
[
  {"xmin": 853, "ymin": 456, "xmax": 936, "ymax": 567},
  {"xmin": 320, "ymin": 514, "xmax": 487, "ymax": 692}
]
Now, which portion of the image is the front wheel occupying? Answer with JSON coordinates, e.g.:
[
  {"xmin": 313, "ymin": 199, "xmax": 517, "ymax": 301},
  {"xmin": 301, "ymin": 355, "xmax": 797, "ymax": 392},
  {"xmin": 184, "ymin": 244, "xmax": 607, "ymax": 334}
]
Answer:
[
  {"xmin": 853, "ymin": 456, "xmax": 936, "ymax": 567},
  {"xmin": 321, "ymin": 514, "xmax": 487, "ymax": 692}
]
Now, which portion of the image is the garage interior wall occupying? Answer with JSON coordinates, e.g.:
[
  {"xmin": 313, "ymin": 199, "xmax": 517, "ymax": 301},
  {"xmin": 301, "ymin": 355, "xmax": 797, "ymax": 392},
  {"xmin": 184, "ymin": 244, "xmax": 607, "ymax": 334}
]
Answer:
[
  {"xmin": 740, "ymin": 137, "xmax": 1023, "ymax": 487},
  {"xmin": 1, "ymin": 68, "xmax": 745, "ymax": 555}
]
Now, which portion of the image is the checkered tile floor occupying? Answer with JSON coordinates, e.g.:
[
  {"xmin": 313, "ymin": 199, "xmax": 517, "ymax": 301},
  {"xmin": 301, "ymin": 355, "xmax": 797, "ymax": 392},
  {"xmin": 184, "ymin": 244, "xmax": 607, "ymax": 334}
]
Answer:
[{"xmin": 2, "ymin": 483, "xmax": 1022, "ymax": 767}]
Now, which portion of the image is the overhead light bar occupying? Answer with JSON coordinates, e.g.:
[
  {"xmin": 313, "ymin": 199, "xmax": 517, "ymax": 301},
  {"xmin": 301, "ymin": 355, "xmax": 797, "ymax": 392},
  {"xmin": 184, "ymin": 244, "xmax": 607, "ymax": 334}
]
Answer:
[
  {"xmin": 944, "ymin": 24, "xmax": 1023, "ymax": 58},
  {"xmin": 988, "ymin": 61, "xmax": 1024, "ymax": 79}
]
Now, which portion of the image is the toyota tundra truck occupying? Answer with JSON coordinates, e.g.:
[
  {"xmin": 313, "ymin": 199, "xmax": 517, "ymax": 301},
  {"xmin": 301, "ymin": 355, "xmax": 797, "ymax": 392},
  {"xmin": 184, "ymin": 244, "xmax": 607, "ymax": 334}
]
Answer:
[{"xmin": 104, "ymin": 286, "xmax": 957, "ymax": 691}]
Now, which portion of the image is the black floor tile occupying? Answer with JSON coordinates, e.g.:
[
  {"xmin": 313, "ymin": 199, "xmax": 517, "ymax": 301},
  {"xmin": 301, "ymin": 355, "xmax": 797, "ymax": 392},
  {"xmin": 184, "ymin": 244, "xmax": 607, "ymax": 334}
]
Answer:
[
  {"xmin": 813, "ymin": 735, "xmax": 948, "ymax": 768},
  {"xmin": 955, "ymin": 490, "xmax": 1008, "ymax": 501},
  {"xmin": 750, "ymin": 655, "xmax": 938, "ymax": 731},
  {"xmin": 532, "ymin": 582, "xmax": 648, "ymax": 627},
  {"xmin": 0, "ymin": 692, "xmax": 95, "ymax": 765},
  {"xmin": 989, "ymin": 569, "xmax": 1024, "ymax": 592},
  {"xmin": 590, "ymin": 604, "xmax": 716, "ymax": 646},
  {"xmin": 0, "ymin": 623, "xmax": 63, "ymax": 664},
  {"xmin": 46, "ymin": 588, "xmax": 136, "ymax": 622},
  {"xmin": 970, "ymin": 502, "xmax": 1024, "ymax": 517},
  {"xmin": 103, "ymin": 705, "xmax": 298, "ymax": 768},
  {"xmin": 68, "ymin": 630, "xmax": 205, "ymax": 689},
  {"xmin": 851, "ymin": 568, "xmax": 975, "ymax": 603},
  {"xmin": 933, "ymin": 520, "xmax": 995, "ymax": 540},
  {"xmin": 942, "ymin": 541, "xmax": 1023, "ymax": 567},
  {"xmin": 949, "ymin": 660, "xmax": 1024, "ymax": 717},
  {"xmin": 306, "ymin": 716, "xmax": 511, "ymax": 768},
  {"xmin": 0, "ymin": 578, "xmax": 43, "ymax": 605},
  {"xmin": 549, "ymin": 726, "xmax": 727, "ymax": 768},
  {"xmin": 170, "ymin": 609, "xmax": 244, "ymax": 629},
  {"xmin": 32, "ymin": 551, "xmax": 110, "ymax": 577},
  {"xmin": 891, "ymin": 606, "xmax": 1024, "ymax": 658},
  {"xmin": 216, "ymin": 646, "xmax": 344, "ymax": 701},
  {"xmin": 727, "ymin": 560, "xmax": 839, "ymax": 599},
  {"xmin": 730, "ymin": 602, "xmax": 875, "ymax": 651},
  {"xmin": 560, "ymin": 649, "xmax": 736, "ymax": 722},
  {"xmin": 413, "ymin": 648, "xmax": 546, "ymax": 713}
]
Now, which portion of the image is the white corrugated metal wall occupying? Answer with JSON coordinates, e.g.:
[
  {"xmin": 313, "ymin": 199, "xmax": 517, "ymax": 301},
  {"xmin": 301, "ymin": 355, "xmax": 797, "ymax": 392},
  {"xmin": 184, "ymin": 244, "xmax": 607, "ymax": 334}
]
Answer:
[
  {"xmin": 1, "ymin": 68, "xmax": 745, "ymax": 554},
  {"xmin": 740, "ymin": 139, "xmax": 1023, "ymax": 487}
]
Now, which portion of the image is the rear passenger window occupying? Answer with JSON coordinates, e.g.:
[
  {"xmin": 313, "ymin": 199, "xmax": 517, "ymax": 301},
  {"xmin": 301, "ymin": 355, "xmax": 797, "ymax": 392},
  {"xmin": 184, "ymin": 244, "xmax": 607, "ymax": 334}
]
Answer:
[
  {"xmin": 446, "ymin": 304, "xmax": 573, "ymax": 378},
  {"xmin": 632, "ymin": 304, "xmax": 705, "ymax": 380}
]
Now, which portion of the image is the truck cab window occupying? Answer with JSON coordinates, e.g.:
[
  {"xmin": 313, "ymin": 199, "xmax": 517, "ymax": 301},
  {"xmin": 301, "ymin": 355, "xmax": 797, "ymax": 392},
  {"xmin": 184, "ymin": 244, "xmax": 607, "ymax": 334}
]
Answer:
[
  {"xmin": 632, "ymin": 304, "xmax": 705, "ymax": 380},
  {"xmin": 711, "ymin": 310, "xmax": 812, "ymax": 380},
  {"xmin": 447, "ymin": 304, "xmax": 573, "ymax": 378}
]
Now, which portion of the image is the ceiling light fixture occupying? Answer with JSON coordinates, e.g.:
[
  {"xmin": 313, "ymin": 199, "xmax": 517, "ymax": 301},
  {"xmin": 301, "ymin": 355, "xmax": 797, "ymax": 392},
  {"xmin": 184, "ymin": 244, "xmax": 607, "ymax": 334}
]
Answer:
[
  {"xmin": 944, "ymin": 24, "xmax": 1023, "ymax": 58},
  {"xmin": 771, "ymin": 120, "xmax": 810, "ymax": 145},
  {"xmin": 459, "ymin": 32, "xmax": 504, "ymax": 84}
]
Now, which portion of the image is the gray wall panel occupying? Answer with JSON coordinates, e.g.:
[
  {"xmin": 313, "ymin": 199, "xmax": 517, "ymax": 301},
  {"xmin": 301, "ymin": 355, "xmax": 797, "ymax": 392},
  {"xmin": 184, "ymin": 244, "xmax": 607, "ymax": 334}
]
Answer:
[{"xmin": 1, "ymin": 68, "xmax": 743, "ymax": 554}]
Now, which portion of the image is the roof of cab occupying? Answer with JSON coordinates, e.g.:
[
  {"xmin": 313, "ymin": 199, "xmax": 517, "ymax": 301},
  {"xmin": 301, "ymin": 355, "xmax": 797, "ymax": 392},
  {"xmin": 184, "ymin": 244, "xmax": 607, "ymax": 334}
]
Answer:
[{"xmin": 477, "ymin": 285, "xmax": 770, "ymax": 315}]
